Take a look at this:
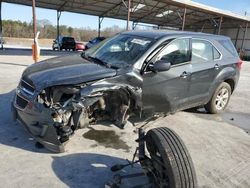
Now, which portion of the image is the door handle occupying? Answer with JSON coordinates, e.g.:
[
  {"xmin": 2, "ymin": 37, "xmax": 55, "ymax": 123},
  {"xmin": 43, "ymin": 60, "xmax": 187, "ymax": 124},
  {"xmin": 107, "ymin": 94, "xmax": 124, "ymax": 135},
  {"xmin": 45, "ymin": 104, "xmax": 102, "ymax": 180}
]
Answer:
[
  {"xmin": 214, "ymin": 64, "xmax": 220, "ymax": 70},
  {"xmin": 180, "ymin": 71, "xmax": 191, "ymax": 78}
]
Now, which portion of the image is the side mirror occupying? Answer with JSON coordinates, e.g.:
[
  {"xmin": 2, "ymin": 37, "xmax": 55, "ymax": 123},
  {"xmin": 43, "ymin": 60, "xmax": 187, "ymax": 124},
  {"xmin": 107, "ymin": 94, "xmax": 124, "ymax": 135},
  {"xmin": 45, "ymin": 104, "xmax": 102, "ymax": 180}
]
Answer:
[{"xmin": 152, "ymin": 60, "xmax": 171, "ymax": 72}]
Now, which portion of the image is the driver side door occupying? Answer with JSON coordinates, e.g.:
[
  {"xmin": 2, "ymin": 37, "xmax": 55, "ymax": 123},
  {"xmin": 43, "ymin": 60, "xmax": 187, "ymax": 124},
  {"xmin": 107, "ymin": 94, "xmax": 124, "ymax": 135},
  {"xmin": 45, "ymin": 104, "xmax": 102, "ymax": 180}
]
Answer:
[{"xmin": 142, "ymin": 38, "xmax": 192, "ymax": 114}]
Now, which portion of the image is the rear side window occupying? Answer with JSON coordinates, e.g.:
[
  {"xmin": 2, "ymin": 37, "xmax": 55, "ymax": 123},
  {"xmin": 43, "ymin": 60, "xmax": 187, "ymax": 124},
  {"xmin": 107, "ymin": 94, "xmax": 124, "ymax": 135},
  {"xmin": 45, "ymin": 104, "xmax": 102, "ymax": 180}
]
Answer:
[
  {"xmin": 219, "ymin": 39, "xmax": 238, "ymax": 56},
  {"xmin": 192, "ymin": 39, "xmax": 213, "ymax": 63},
  {"xmin": 63, "ymin": 37, "xmax": 75, "ymax": 42}
]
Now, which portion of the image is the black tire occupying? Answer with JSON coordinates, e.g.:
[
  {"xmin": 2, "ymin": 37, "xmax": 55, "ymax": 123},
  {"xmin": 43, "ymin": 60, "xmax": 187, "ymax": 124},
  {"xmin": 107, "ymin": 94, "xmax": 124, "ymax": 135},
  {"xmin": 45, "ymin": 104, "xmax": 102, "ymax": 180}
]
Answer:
[
  {"xmin": 146, "ymin": 127, "xmax": 197, "ymax": 188},
  {"xmin": 205, "ymin": 82, "xmax": 231, "ymax": 114}
]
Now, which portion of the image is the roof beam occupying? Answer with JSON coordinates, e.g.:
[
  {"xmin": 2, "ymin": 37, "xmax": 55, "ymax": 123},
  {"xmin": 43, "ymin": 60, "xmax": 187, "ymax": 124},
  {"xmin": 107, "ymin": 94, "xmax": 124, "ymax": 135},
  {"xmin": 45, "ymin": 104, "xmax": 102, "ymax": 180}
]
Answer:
[
  {"xmin": 58, "ymin": 0, "xmax": 67, "ymax": 11},
  {"xmin": 100, "ymin": 2, "xmax": 124, "ymax": 17}
]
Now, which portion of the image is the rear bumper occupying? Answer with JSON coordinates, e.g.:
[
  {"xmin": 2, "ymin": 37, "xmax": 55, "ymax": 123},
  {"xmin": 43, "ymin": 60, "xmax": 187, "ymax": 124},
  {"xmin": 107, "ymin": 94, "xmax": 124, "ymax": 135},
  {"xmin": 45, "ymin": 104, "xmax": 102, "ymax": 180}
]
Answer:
[
  {"xmin": 12, "ymin": 94, "xmax": 65, "ymax": 153},
  {"xmin": 61, "ymin": 44, "xmax": 75, "ymax": 49}
]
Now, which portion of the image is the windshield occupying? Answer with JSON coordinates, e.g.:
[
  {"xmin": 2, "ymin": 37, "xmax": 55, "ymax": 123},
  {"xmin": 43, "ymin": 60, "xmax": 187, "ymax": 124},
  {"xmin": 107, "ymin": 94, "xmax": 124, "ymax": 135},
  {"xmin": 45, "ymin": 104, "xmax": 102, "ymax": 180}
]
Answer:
[{"xmin": 83, "ymin": 34, "xmax": 154, "ymax": 68}]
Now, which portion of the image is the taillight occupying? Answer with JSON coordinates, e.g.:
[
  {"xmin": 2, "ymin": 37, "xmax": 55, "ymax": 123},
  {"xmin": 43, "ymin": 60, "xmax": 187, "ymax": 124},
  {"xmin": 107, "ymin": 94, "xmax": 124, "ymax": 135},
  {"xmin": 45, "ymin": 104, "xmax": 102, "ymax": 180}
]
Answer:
[{"xmin": 236, "ymin": 59, "xmax": 243, "ymax": 70}]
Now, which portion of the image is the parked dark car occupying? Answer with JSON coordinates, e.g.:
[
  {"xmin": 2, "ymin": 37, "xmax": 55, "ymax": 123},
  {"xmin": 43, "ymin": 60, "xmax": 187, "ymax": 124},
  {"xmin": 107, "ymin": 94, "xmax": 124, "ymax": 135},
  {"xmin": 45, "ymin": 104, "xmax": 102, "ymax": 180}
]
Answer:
[
  {"xmin": 85, "ymin": 36, "xmax": 106, "ymax": 49},
  {"xmin": 52, "ymin": 36, "xmax": 76, "ymax": 51},
  {"xmin": 12, "ymin": 31, "xmax": 241, "ymax": 152}
]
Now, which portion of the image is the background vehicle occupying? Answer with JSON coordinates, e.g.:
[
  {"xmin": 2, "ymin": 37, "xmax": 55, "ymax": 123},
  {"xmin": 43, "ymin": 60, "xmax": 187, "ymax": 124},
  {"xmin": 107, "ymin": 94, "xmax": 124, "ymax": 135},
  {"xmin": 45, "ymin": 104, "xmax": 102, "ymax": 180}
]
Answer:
[
  {"xmin": 75, "ymin": 42, "xmax": 85, "ymax": 51},
  {"xmin": 13, "ymin": 31, "xmax": 240, "ymax": 152},
  {"xmin": 85, "ymin": 36, "xmax": 106, "ymax": 49},
  {"xmin": 52, "ymin": 36, "xmax": 76, "ymax": 51}
]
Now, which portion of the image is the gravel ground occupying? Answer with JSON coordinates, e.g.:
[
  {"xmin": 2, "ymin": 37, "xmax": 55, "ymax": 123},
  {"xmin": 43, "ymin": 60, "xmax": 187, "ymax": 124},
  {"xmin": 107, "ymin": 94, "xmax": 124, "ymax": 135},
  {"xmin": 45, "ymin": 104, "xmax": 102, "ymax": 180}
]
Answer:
[{"xmin": 0, "ymin": 49, "xmax": 249, "ymax": 188}]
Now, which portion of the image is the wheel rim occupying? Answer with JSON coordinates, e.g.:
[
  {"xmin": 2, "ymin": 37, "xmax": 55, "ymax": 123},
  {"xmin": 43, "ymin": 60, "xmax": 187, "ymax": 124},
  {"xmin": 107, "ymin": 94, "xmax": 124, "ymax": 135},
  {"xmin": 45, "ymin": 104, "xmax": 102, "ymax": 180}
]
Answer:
[{"xmin": 215, "ymin": 87, "xmax": 229, "ymax": 110}]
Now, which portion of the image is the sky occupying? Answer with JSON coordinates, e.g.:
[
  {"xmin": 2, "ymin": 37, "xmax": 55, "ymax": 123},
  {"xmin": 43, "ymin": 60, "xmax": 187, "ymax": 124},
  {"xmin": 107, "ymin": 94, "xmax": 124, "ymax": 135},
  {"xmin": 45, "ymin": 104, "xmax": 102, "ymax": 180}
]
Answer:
[{"xmin": 1, "ymin": 0, "xmax": 250, "ymax": 30}]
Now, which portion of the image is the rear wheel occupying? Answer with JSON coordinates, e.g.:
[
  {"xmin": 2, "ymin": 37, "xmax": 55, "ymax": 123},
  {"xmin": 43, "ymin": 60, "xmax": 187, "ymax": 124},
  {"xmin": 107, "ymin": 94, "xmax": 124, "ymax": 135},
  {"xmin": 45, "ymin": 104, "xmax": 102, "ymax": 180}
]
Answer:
[
  {"xmin": 146, "ymin": 127, "xmax": 197, "ymax": 188},
  {"xmin": 205, "ymin": 82, "xmax": 231, "ymax": 114}
]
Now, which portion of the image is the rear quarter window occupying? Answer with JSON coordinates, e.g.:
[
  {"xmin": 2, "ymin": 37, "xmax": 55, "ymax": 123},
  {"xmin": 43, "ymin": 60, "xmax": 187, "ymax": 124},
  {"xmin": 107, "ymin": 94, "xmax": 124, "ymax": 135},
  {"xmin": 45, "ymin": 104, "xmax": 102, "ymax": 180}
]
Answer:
[
  {"xmin": 213, "ymin": 47, "xmax": 221, "ymax": 59},
  {"xmin": 218, "ymin": 39, "xmax": 238, "ymax": 57},
  {"xmin": 63, "ymin": 37, "xmax": 75, "ymax": 42}
]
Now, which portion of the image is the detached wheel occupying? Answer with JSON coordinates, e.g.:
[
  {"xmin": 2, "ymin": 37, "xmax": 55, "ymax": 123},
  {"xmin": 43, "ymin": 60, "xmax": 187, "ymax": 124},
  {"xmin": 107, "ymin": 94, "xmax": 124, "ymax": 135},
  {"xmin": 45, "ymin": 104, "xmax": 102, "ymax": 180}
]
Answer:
[
  {"xmin": 205, "ymin": 82, "xmax": 231, "ymax": 114},
  {"xmin": 146, "ymin": 127, "xmax": 197, "ymax": 188}
]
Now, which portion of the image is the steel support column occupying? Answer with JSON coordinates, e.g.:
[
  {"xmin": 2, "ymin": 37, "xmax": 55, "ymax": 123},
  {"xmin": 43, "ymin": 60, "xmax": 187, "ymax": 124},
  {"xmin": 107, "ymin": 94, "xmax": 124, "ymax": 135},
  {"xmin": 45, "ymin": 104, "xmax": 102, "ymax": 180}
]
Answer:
[
  {"xmin": 241, "ymin": 23, "xmax": 248, "ymax": 51},
  {"xmin": 57, "ymin": 10, "xmax": 61, "ymax": 41},
  {"xmin": 182, "ymin": 8, "xmax": 186, "ymax": 31},
  {"xmin": 32, "ymin": 0, "xmax": 37, "ymax": 62},
  {"xmin": 0, "ymin": 1, "xmax": 3, "ymax": 50},
  {"xmin": 200, "ymin": 22, "xmax": 206, "ymax": 32},
  {"xmin": 217, "ymin": 16, "xmax": 223, "ymax": 35},
  {"xmin": 98, "ymin": 16, "xmax": 104, "ymax": 37},
  {"xmin": 234, "ymin": 27, "xmax": 240, "ymax": 47},
  {"xmin": 126, "ymin": 0, "xmax": 131, "ymax": 30}
]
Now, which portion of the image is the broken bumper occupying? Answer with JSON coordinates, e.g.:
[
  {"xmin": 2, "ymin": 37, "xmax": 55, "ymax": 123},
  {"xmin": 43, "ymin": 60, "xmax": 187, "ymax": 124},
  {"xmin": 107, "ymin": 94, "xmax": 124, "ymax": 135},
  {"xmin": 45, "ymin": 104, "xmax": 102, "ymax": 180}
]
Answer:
[{"xmin": 12, "ymin": 93, "xmax": 65, "ymax": 153}]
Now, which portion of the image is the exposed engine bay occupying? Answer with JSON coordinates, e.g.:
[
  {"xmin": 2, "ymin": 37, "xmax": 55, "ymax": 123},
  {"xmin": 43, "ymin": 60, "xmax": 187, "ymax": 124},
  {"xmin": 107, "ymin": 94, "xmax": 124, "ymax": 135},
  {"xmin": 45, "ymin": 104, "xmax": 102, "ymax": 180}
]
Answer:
[{"xmin": 36, "ymin": 82, "xmax": 141, "ymax": 145}]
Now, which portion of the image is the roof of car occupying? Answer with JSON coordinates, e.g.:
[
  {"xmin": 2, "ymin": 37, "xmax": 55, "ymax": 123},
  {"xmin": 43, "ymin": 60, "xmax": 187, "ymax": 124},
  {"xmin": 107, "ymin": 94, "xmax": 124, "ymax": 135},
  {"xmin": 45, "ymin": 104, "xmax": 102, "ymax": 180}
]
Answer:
[{"xmin": 122, "ymin": 30, "xmax": 229, "ymax": 40}]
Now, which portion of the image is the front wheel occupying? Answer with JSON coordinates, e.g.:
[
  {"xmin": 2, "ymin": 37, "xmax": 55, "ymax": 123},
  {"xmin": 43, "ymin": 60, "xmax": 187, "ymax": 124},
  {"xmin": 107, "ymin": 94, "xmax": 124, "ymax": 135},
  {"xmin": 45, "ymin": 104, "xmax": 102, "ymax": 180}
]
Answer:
[
  {"xmin": 146, "ymin": 127, "xmax": 197, "ymax": 188},
  {"xmin": 205, "ymin": 82, "xmax": 231, "ymax": 114}
]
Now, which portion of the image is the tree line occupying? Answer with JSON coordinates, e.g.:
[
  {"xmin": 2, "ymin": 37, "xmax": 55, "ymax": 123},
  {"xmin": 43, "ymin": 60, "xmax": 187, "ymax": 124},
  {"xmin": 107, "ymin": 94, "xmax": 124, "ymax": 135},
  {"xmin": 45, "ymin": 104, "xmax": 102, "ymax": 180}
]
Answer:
[{"xmin": 2, "ymin": 19, "xmax": 125, "ymax": 41}]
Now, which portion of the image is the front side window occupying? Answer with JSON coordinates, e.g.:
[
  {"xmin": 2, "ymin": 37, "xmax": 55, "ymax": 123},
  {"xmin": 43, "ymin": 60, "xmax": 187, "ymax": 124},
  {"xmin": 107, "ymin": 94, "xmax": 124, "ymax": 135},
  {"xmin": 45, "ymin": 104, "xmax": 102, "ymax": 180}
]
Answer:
[
  {"xmin": 155, "ymin": 38, "xmax": 191, "ymax": 66},
  {"xmin": 191, "ymin": 39, "xmax": 213, "ymax": 63}
]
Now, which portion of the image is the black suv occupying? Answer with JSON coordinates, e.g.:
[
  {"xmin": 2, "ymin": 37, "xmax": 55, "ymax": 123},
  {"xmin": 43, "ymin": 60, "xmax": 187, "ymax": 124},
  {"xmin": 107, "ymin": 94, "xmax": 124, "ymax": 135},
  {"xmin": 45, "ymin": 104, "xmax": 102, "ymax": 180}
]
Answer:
[
  {"xmin": 52, "ymin": 36, "xmax": 76, "ymax": 51},
  {"xmin": 13, "ymin": 31, "xmax": 241, "ymax": 152}
]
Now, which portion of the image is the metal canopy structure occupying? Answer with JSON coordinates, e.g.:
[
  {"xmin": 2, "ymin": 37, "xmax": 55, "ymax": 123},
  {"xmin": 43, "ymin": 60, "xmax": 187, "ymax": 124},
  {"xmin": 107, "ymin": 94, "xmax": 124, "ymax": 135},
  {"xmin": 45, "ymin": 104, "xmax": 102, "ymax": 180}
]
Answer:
[
  {"xmin": 1, "ymin": 0, "xmax": 250, "ymax": 51},
  {"xmin": 2, "ymin": 0, "xmax": 250, "ymax": 29}
]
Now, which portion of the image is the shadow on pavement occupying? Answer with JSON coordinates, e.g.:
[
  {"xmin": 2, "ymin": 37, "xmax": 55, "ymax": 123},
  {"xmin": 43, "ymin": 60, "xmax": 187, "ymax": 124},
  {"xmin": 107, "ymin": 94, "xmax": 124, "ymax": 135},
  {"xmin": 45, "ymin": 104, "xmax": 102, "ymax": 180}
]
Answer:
[
  {"xmin": 0, "ymin": 62, "xmax": 29, "ymax": 67},
  {"xmin": 51, "ymin": 153, "xmax": 142, "ymax": 188},
  {"xmin": 0, "ymin": 89, "xmax": 50, "ymax": 153}
]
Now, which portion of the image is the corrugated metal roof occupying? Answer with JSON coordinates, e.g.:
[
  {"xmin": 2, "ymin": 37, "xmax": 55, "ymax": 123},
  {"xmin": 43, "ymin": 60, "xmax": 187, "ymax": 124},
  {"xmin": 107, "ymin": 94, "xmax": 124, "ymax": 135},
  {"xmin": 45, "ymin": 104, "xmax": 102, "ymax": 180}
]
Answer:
[{"xmin": 2, "ymin": 0, "xmax": 250, "ymax": 29}]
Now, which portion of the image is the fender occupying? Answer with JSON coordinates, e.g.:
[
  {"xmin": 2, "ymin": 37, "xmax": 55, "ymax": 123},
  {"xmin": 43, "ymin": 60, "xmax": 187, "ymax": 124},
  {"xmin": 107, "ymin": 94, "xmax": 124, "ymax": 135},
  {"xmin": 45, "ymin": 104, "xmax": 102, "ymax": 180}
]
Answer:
[{"xmin": 207, "ymin": 66, "xmax": 236, "ymax": 102}]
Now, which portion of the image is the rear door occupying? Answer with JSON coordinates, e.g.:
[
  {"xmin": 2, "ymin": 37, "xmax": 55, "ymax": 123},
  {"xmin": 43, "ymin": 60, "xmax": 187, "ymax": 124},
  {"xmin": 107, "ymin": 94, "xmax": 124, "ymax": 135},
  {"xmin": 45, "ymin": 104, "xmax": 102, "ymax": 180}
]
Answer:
[
  {"xmin": 142, "ymin": 38, "xmax": 192, "ymax": 113},
  {"xmin": 187, "ymin": 38, "xmax": 222, "ymax": 106}
]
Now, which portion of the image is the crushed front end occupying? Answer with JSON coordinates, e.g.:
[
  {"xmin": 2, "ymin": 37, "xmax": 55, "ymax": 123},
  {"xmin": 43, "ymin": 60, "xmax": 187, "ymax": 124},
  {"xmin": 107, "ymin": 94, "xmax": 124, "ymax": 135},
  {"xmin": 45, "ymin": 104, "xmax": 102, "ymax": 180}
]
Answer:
[{"xmin": 12, "ymin": 77, "xmax": 142, "ymax": 153}]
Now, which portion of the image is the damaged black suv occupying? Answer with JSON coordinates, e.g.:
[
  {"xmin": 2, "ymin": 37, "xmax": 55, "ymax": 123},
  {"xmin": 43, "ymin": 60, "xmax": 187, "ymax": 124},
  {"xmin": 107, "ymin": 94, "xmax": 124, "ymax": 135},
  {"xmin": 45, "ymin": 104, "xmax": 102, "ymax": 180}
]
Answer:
[{"xmin": 12, "ymin": 31, "xmax": 241, "ymax": 152}]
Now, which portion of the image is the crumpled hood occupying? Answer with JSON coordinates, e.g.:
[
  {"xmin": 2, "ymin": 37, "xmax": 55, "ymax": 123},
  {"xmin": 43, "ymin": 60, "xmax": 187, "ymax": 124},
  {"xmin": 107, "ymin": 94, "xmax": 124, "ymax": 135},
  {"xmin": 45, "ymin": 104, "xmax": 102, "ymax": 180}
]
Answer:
[{"xmin": 22, "ymin": 55, "xmax": 117, "ymax": 91}]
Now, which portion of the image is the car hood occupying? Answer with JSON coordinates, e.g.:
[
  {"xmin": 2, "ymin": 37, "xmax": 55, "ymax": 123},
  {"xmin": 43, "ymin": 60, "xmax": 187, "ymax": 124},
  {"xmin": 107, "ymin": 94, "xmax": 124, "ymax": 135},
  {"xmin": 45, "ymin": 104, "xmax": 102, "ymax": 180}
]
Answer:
[{"xmin": 22, "ymin": 55, "xmax": 117, "ymax": 91}]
